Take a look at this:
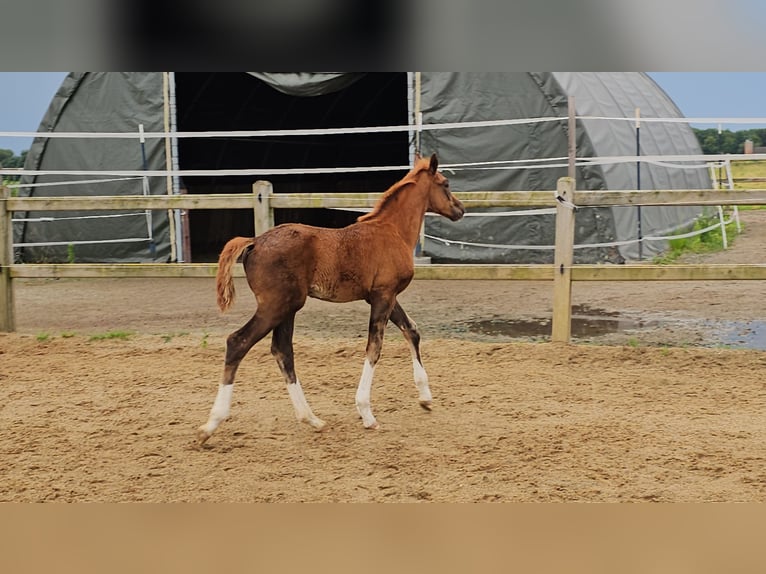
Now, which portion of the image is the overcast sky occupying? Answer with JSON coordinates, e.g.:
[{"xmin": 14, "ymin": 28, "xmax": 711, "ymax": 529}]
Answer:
[{"xmin": 1, "ymin": 72, "xmax": 765, "ymax": 154}]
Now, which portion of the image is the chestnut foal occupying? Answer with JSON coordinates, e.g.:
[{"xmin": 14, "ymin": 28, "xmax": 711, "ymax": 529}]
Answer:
[{"xmin": 197, "ymin": 154, "xmax": 464, "ymax": 445}]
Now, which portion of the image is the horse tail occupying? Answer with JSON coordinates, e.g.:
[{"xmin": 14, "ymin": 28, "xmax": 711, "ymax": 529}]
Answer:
[{"xmin": 216, "ymin": 237, "xmax": 254, "ymax": 312}]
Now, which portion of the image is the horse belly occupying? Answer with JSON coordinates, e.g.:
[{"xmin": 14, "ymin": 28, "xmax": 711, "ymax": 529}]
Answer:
[
  {"xmin": 309, "ymin": 268, "xmax": 368, "ymax": 303},
  {"xmin": 308, "ymin": 282, "xmax": 337, "ymax": 301}
]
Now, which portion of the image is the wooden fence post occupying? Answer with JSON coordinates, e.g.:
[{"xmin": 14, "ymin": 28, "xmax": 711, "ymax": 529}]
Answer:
[
  {"xmin": 551, "ymin": 177, "xmax": 576, "ymax": 343},
  {"xmin": 0, "ymin": 185, "xmax": 16, "ymax": 332},
  {"xmin": 253, "ymin": 180, "xmax": 274, "ymax": 236}
]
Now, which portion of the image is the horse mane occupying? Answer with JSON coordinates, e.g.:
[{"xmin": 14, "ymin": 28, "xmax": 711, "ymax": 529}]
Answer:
[{"xmin": 357, "ymin": 156, "xmax": 433, "ymax": 222}]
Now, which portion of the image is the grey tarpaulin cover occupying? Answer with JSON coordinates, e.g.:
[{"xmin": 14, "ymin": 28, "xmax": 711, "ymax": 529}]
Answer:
[
  {"xmin": 19, "ymin": 72, "xmax": 710, "ymax": 264},
  {"xmin": 246, "ymin": 72, "xmax": 365, "ymax": 96},
  {"xmin": 420, "ymin": 72, "xmax": 709, "ymax": 263},
  {"xmin": 18, "ymin": 73, "xmax": 172, "ymax": 263}
]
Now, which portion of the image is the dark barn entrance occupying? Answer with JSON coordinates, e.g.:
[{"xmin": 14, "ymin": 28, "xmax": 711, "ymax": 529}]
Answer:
[{"xmin": 174, "ymin": 73, "xmax": 410, "ymax": 261}]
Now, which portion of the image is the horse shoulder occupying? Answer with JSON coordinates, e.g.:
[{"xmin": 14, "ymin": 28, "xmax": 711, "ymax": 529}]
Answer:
[{"xmin": 351, "ymin": 222, "xmax": 415, "ymax": 291}]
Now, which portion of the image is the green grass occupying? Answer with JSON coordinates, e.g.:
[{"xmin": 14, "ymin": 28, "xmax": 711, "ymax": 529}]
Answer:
[
  {"xmin": 160, "ymin": 331, "xmax": 189, "ymax": 343},
  {"xmin": 730, "ymin": 159, "xmax": 766, "ymax": 190},
  {"xmin": 730, "ymin": 160, "xmax": 766, "ymax": 214},
  {"xmin": 652, "ymin": 159, "xmax": 765, "ymax": 264},
  {"xmin": 88, "ymin": 330, "xmax": 133, "ymax": 341},
  {"xmin": 653, "ymin": 211, "xmax": 740, "ymax": 264},
  {"xmin": 36, "ymin": 333, "xmax": 51, "ymax": 342}
]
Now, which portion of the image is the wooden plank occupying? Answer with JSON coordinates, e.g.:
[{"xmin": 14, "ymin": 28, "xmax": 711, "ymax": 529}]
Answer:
[
  {"xmin": 0, "ymin": 186, "xmax": 16, "ymax": 331},
  {"xmin": 11, "ymin": 263, "xmax": 553, "ymax": 281},
  {"xmin": 270, "ymin": 193, "xmax": 382, "ymax": 209},
  {"xmin": 7, "ymin": 192, "xmax": 382, "ymax": 212},
  {"xmin": 574, "ymin": 188, "xmax": 766, "ymax": 206},
  {"xmin": 571, "ymin": 264, "xmax": 766, "ymax": 281},
  {"xmin": 453, "ymin": 191, "xmax": 557, "ymax": 208},
  {"xmin": 7, "ymin": 194, "xmax": 258, "ymax": 212},
  {"xmin": 12, "ymin": 262, "xmax": 766, "ymax": 282},
  {"xmin": 8, "ymin": 188, "xmax": 766, "ymax": 213},
  {"xmin": 11, "ymin": 263, "xmax": 225, "ymax": 279},
  {"xmin": 551, "ymin": 177, "xmax": 576, "ymax": 343},
  {"xmin": 414, "ymin": 265, "xmax": 553, "ymax": 280},
  {"xmin": 271, "ymin": 191, "xmax": 561, "ymax": 208},
  {"xmin": 264, "ymin": 191, "xmax": 559, "ymax": 209}
]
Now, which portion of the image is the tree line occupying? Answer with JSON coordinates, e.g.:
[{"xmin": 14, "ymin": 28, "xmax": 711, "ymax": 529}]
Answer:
[
  {"xmin": 692, "ymin": 128, "xmax": 766, "ymax": 155},
  {"xmin": 0, "ymin": 148, "xmax": 27, "ymax": 169},
  {"xmin": 0, "ymin": 149, "xmax": 27, "ymax": 183}
]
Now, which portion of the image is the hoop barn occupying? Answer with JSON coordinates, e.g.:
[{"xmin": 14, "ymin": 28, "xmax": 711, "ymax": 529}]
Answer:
[{"xmin": 18, "ymin": 72, "xmax": 709, "ymax": 264}]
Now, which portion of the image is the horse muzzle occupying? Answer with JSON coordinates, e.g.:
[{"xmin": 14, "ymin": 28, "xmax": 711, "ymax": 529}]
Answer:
[{"xmin": 449, "ymin": 198, "xmax": 466, "ymax": 221}]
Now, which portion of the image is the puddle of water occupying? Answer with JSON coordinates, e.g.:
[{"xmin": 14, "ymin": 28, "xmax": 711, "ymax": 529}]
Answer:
[
  {"xmin": 462, "ymin": 304, "xmax": 655, "ymax": 340},
  {"xmin": 461, "ymin": 307, "xmax": 766, "ymax": 350},
  {"xmin": 719, "ymin": 320, "xmax": 766, "ymax": 350}
]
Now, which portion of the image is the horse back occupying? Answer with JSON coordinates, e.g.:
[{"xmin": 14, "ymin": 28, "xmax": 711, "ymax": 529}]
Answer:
[{"xmin": 249, "ymin": 222, "xmax": 413, "ymax": 303}]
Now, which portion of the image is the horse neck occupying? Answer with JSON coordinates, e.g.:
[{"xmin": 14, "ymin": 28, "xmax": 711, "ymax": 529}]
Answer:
[{"xmin": 370, "ymin": 179, "xmax": 429, "ymax": 248}]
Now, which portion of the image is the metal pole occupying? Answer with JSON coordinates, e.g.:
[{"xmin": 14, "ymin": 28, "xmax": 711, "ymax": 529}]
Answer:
[
  {"xmin": 169, "ymin": 72, "xmax": 183, "ymax": 262},
  {"xmin": 414, "ymin": 71, "xmax": 422, "ymax": 157},
  {"xmin": 414, "ymin": 72, "xmax": 425, "ymax": 256},
  {"xmin": 139, "ymin": 124, "xmax": 156, "ymax": 258},
  {"xmin": 567, "ymin": 96, "xmax": 576, "ymax": 181},
  {"xmin": 636, "ymin": 108, "xmax": 642, "ymax": 261},
  {"xmin": 162, "ymin": 71, "xmax": 178, "ymax": 262}
]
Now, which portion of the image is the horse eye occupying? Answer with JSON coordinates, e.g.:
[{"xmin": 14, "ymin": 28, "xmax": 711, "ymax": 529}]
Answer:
[{"xmin": 443, "ymin": 180, "xmax": 450, "ymax": 189}]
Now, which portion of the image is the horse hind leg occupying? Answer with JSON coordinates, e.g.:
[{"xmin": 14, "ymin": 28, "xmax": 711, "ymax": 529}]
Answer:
[
  {"xmin": 389, "ymin": 302, "xmax": 432, "ymax": 410},
  {"xmin": 271, "ymin": 315, "xmax": 326, "ymax": 431},
  {"xmin": 197, "ymin": 312, "xmax": 275, "ymax": 446}
]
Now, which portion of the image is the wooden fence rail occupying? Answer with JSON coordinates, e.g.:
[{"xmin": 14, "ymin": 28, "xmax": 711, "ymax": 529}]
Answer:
[{"xmin": 3, "ymin": 180, "xmax": 766, "ymax": 338}]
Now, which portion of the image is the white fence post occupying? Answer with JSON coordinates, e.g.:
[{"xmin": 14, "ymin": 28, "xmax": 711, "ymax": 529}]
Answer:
[{"xmin": 551, "ymin": 177, "xmax": 576, "ymax": 343}]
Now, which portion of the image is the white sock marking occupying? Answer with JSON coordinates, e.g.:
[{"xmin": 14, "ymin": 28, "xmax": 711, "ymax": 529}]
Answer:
[
  {"xmin": 355, "ymin": 358, "xmax": 377, "ymax": 428},
  {"xmin": 413, "ymin": 360, "xmax": 432, "ymax": 403},
  {"xmin": 200, "ymin": 383, "xmax": 234, "ymax": 436},
  {"xmin": 287, "ymin": 379, "xmax": 326, "ymax": 429},
  {"xmin": 404, "ymin": 333, "xmax": 431, "ymax": 404}
]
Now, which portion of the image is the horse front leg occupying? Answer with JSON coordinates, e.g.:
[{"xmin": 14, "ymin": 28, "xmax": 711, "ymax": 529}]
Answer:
[
  {"xmin": 356, "ymin": 296, "xmax": 396, "ymax": 429},
  {"xmin": 271, "ymin": 314, "xmax": 326, "ymax": 431},
  {"xmin": 389, "ymin": 301, "xmax": 432, "ymax": 410}
]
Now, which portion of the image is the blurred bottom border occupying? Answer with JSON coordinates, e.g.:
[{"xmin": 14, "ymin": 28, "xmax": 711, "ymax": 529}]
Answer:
[{"xmin": 2, "ymin": 504, "xmax": 765, "ymax": 573}]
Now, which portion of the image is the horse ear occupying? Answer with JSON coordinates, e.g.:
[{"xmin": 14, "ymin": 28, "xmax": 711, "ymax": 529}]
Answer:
[{"xmin": 429, "ymin": 153, "xmax": 438, "ymax": 175}]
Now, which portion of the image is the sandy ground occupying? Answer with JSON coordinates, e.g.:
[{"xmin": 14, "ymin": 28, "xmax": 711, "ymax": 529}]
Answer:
[{"xmin": 1, "ymin": 209, "xmax": 765, "ymax": 502}]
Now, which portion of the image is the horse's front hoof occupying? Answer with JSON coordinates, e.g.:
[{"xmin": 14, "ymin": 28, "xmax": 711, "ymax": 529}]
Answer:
[
  {"xmin": 364, "ymin": 420, "xmax": 380, "ymax": 430},
  {"xmin": 419, "ymin": 400, "xmax": 432, "ymax": 411},
  {"xmin": 311, "ymin": 418, "xmax": 328, "ymax": 432}
]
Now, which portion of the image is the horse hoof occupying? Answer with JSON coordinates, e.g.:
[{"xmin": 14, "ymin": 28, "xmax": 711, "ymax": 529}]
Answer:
[
  {"xmin": 312, "ymin": 419, "xmax": 328, "ymax": 432},
  {"xmin": 364, "ymin": 420, "xmax": 380, "ymax": 430},
  {"xmin": 196, "ymin": 427, "xmax": 211, "ymax": 446},
  {"xmin": 419, "ymin": 400, "xmax": 433, "ymax": 411}
]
